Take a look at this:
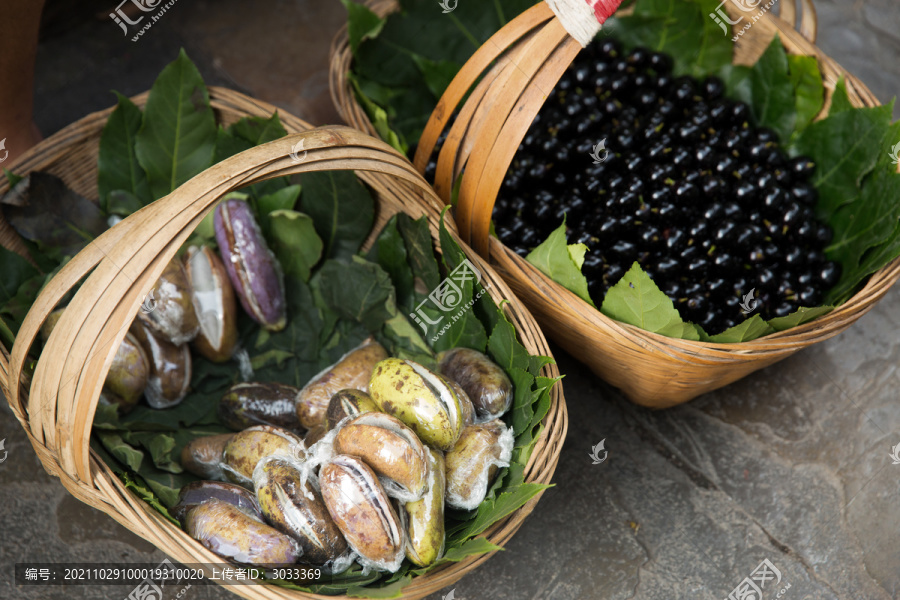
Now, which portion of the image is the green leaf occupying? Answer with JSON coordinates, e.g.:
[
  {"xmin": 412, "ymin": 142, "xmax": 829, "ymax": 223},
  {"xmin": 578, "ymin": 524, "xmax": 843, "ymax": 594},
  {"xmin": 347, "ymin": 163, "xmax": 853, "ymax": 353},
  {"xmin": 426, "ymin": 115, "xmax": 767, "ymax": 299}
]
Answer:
[
  {"xmin": 250, "ymin": 348, "xmax": 294, "ymax": 371},
  {"xmin": 342, "ymin": 0, "xmax": 386, "ymax": 54},
  {"xmin": 347, "ymin": 576, "xmax": 411, "ymax": 599},
  {"xmin": 135, "ymin": 49, "xmax": 217, "ymax": 199},
  {"xmin": 525, "ymin": 220, "xmax": 594, "ymax": 307},
  {"xmin": 828, "ymin": 78, "xmax": 855, "ymax": 115},
  {"xmin": 568, "ymin": 242, "xmax": 587, "ymax": 269},
  {"xmin": 508, "ymin": 367, "xmax": 536, "ymax": 436},
  {"xmin": 411, "ymin": 55, "xmax": 460, "ymax": 99},
  {"xmin": 106, "ymin": 190, "xmax": 144, "ymax": 217},
  {"xmin": 368, "ymin": 215, "xmax": 416, "ymax": 308},
  {"xmin": 830, "ymin": 220, "xmax": 900, "ymax": 304},
  {"xmin": 381, "ymin": 311, "xmax": 434, "ymax": 365},
  {"xmin": 432, "ymin": 210, "xmax": 488, "ymax": 352},
  {"xmin": 98, "ymin": 92, "xmax": 150, "ymax": 210},
  {"xmin": 0, "ymin": 315, "xmax": 14, "ymax": 349},
  {"xmin": 410, "ymin": 537, "xmax": 503, "ymax": 575},
  {"xmin": 527, "ymin": 354, "xmax": 555, "ymax": 377},
  {"xmin": 0, "ymin": 246, "xmax": 45, "ymax": 338},
  {"xmin": 791, "ymin": 97, "xmax": 893, "ymax": 218},
  {"xmin": 825, "ymin": 167, "xmax": 900, "ymax": 282},
  {"xmin": 530, "ymin": 376, "xmax": 556, "ymax": 427},
  {"xmin": 397, "ymin": 213, "xmax": 442, "ymax": 293},
  {"xmin": 211, "ymin": 116, "xmax": 292, "ymax": 196},
  {"xmin": 228, "ymin": 113, "xmax": 288, "ymax": 146},
  {"xmin": 0, "ymin": 274, "xmax": 44, "ymax": 335},
  {"xmin": 609, "ymin": 0, "xmax": 733, "ymax": 79},
  {"xmin": 729, "ymin": 36, "xmax": 796, "ymax": 141},
  {"xmin": 472, "ymin": 285, "xmax": 502, "ymax": 342},
  {"xmin": 2, "ymin": 172, "xmax": 108, "ymax": 261},
  {"xmin": 297, "ymin": 170, "xmax": 375, "ymax": 261},
  {"xmin": 257, "ymin": 184, "xmax": 301, "ymax": 232},
  {"xmin": 451, "ymin": 482, "xmax": 551, "ymax": 542},
  {"xmin": 118, "ymin": 470, "xmax": 178, "ymax": 526},
  {"xmin": 317, "ymin": 257, "xmax": 395, "ymax": 331},
  {"xmin": 513, "ymin": 377, "xmax": 556, "ymax": 457},
  {"xmin": 292, "ymin": 566, "xmax": 381, "ymax": 594},
  {"xmin": 690, "ymin": 0, "xmax": 736, "ymax": 73},
  {"xmin": 0, "ymin": 246, "xmax": 40, "ymax": 311},
  {"xmin": 372, "ymin": 214, "xmax": 457, "ymax": 350},
  {"xmin": 267, "ymin": 209, "xmax": 323, "ymax": 282},
  {"xmin": 249, "ymin": 277, "xmax": 336, "ymax": 387},
  {"xmin": 213, "ymin": 126, "xmax": 252, "ymax": 163},
  {"xmin": 3, "ymin": 169, "xmax": 24, "ymax": 188},
  {"xmin": 487, "ymin": 312, "xmax": 530, "ymax": 374},
  {"xmin": 141, "ymin": 469, "xmax": 197, "ymax": 508},
  {"xmin": 787, "ymin": 54, "xmax": 825, "ymax": 134},
  {"xmin": 721, "ymin": 62, "xmax": 752, "ymax": 100},
  {"xmin": 600, "ymin": 262, "xmax": 701, "ymax": 340},
  {"xmin": 349, "ymin": 0, "xmax": 535, "ymax": 146},
  {"xmin": 708, "ymin": 314, "xmax": 774, "ymax": 343},
  {"xmin": 130, "ymin": 432, "xmax": 183, "ymax": 474},
  {"xmin": 93, "ymin": 402, "xmax": 121, "ymax": 430},
  {"xmin": 119, "ymin": 358, "xmax": 235, "ymax": 432},
  {"xmin": 767, "ymin": 305, "xmax": 833, "ymax": 331},
  {"xmin": 97, "ymin": 432, "xmax": 143, "ymax": 472},
  {"xmin": 349, "ymin": 75, "xmax": 407, "ymax": 153}
]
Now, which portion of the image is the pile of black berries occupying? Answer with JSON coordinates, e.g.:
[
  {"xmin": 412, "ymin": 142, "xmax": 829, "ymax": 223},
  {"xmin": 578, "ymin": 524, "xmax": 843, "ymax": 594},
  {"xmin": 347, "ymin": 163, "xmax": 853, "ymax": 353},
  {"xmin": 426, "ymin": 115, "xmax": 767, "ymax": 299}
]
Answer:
[{"xmin": 488, "ymin": 38, "xmax": 840, "ymax": 334}]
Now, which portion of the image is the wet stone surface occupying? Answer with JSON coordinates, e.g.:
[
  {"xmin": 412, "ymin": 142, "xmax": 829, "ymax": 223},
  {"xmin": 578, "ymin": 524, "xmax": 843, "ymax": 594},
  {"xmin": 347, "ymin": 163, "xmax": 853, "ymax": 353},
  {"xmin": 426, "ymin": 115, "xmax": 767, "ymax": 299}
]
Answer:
[{"xmin": 1, "ymin": 0, "xmax": 899, "ymax": 599}]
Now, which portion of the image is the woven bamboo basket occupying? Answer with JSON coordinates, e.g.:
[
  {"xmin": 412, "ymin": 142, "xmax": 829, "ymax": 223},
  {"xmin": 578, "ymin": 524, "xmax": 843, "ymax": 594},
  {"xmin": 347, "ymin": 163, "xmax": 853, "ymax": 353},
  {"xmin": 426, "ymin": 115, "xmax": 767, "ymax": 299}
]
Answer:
[
  {"xmin": 331, "ymin": 0, "xmax": 900, "ymax": 408},
  {"xmin": 0, "ymin": 87, "xmax": 565, "ymax": 599}
]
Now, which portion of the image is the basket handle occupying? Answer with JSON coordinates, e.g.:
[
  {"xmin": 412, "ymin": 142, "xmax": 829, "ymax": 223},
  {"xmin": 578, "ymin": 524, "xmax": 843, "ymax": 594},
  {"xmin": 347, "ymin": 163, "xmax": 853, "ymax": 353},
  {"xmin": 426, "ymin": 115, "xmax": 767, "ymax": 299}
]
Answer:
[
  {"xmin": 458, "ymin": 25, "xmax": 580, "ymax": 257},
  {"xmin": 414, "ymin": 3, "xmax": 556, "ymax": 181},
  {"xmin": 415, "ymin": 3, "xmax": 583, "ymax": 258},
  {"xmin": 778, "ymin": 0, "xmax": 818, "ymax": 43},
  {"xmin": 7, "ymin": 125, "xmax": 443, "ymax": 486}
]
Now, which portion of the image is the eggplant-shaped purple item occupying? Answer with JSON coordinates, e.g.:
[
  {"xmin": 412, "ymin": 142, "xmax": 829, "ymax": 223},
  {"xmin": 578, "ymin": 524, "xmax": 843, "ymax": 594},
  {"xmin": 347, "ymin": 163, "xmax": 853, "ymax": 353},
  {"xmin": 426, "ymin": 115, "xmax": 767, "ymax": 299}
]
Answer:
[{"xmin": 214, "ymin": 198, "xmax": 287, "ymax": 332}]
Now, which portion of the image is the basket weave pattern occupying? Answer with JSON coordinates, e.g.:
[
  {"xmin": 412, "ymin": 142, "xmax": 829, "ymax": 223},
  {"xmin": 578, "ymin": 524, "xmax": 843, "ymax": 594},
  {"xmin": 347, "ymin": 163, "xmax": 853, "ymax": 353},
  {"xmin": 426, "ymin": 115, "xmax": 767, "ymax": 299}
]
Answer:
[
  {"xmin": 331, "ymin": 0, "xmax": 900, "ymax": 408},
  {"xmin": 0, "ymin": 88, "xmax": 565, "ymax": 599}
]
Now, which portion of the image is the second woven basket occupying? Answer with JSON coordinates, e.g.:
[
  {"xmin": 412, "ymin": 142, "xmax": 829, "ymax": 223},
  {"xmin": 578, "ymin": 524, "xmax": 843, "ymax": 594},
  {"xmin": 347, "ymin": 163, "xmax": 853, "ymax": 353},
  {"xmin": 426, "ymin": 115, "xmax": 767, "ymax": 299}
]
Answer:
[
  {"xmin": 331, "ymin": 0, "xmax": 900, "ymax": 408},
  {"xmin": 0, "ymin": 88, "xmax": 565, "ymax": 600}
]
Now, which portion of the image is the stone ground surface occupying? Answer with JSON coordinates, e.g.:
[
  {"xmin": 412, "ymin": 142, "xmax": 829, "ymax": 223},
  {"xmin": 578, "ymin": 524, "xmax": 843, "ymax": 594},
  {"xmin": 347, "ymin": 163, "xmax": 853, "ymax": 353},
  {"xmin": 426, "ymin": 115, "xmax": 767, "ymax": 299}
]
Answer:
[{"xmin": 1, "ymin": 0, "xmax": 899, "ymax": 599}]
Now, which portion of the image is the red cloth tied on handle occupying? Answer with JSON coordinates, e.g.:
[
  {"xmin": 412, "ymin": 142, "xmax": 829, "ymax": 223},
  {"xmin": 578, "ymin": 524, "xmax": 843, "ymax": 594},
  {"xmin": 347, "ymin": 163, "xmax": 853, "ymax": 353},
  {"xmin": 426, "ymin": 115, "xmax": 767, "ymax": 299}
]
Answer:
[
  {"xmin": 586, "ymin": 0, "xmax": 620, "ymax": 22},
  {"xmin": 544, "ymin": 0, "xmax": 623, "ymax": 46}
]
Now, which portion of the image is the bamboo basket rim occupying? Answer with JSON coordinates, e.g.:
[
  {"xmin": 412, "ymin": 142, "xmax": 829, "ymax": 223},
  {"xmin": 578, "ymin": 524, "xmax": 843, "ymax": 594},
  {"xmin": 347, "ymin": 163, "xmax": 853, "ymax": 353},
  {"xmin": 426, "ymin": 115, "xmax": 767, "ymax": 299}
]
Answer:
[
  {"xmin": 329, "ymin": 0, "xmax": 900, "ymax": 353},
  {"xmin": 0, "ymin": 86, "xmax": 566, "ymax": 600}
]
